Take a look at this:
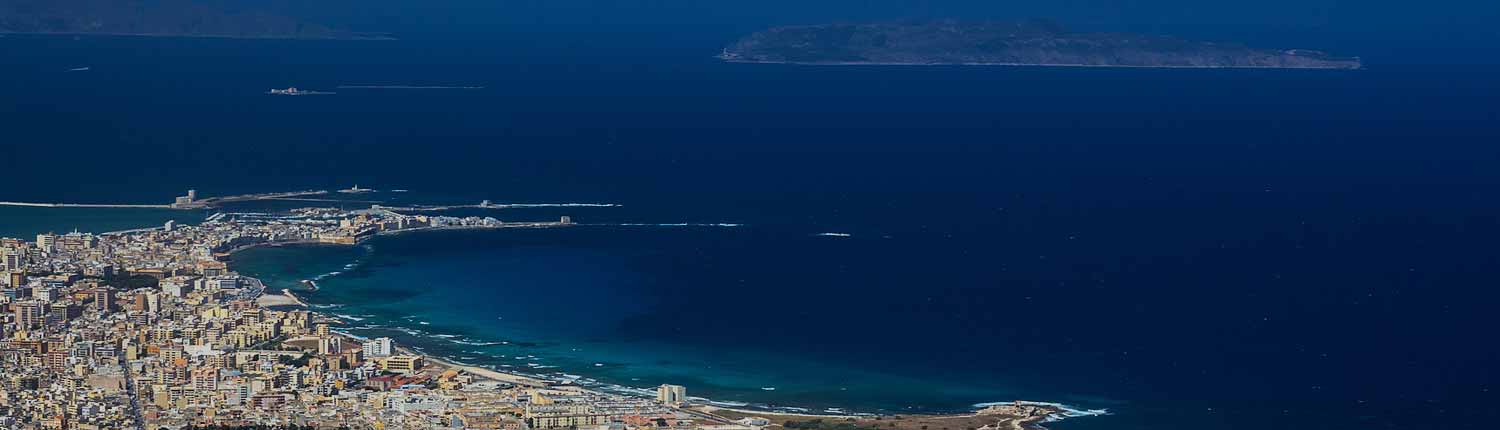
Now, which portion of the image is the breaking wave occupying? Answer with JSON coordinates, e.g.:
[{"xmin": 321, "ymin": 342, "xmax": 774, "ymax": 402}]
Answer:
[{"xmin": 973, "ymin": 401, "xmax": 1109, "ymax": 423}]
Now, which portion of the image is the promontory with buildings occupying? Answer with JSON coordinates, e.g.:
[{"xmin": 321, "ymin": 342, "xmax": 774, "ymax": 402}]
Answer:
[
  {"xmin": 0, "ymin": 190, "xmax": 1089, "ymax": 429},
  {"xmin": 721, "ymin": 20, "xmax": 1361, "ymax": 69}
]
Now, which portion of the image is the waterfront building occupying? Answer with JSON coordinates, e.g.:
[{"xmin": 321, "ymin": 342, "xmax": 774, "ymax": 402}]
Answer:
[
  {"xmin": 207, "ymin": 276, "xmax": 240, "ymax": 290},
  {"xmin": 657, "ymin": 384, "xmax": 687, "ymax": 405},
  {"xmin": 380, "ymin": 355, "xmax": 425, "ymax": 374},
  {"xmin": 363, "ymin": 337, "xmax": 395, "ymax": 357},
  {"xmin": 173, "ymin": 189, "xmax": 197, "ymax": 207}
]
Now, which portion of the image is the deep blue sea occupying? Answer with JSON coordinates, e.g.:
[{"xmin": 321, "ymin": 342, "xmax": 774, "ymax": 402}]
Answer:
[{"xmin": 4, "ymin": 27, "xmax": 1500, "ymax": 429}]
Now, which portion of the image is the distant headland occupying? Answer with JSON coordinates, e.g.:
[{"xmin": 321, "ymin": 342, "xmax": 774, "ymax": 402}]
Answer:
[
  {"xmin": 0, "ymin": 0, "xmax": 388, "ymax": 40},
  {"xmin": 721, "ymin": 20, "xmax": 1361, "ymax": 69}
]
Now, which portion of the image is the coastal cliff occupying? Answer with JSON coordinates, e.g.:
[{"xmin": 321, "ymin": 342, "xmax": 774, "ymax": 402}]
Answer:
[
  {"xmin": 0, "ymin": 0, "xmax": 379, "ymax": 39},
  {"xmin": 722, "ymin": 20, "xmax": 1361, "ymax": 69}
]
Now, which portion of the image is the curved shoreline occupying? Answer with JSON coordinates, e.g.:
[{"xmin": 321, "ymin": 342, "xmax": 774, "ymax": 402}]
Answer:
[{"xmin": 224, "ymin": 230, "xmax": 1107, "ymax": 427}]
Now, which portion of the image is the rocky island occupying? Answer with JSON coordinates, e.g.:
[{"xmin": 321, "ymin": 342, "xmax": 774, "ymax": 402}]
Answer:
[
  {"xmin": 721, "ymin": 20, "xmax": 1360, "ymax": 69},
  {"xmin": 0, "ymin": 0, "xmax": 384, "ymax": 40}
]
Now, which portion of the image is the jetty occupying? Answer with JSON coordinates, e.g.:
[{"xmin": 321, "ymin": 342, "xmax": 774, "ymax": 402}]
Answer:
[
  {"xmin": 100, "ymin": 226, "xmax": 167, "ymax": 236},
  {"xmin": 0, "ymin": 202, "xmax": 170, "ymax": 209},
  {"xmin": 256, "ymin": 289, "xmax": 307, "ymax": 308},
  {"xmin": 0, "ymin": 189, "xmax": 329, "ymax": 211}
]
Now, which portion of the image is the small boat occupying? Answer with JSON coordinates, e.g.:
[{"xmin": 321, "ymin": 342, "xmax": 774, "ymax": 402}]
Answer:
[{"xmin": 267, "ymin": 87, "xmax": 335, "ymax": 96}]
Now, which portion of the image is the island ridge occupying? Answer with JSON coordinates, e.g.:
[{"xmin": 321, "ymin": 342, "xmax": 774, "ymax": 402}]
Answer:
[{"xmin": 721, "ymin": 20, "xmax": 1361, "ymax": 69}]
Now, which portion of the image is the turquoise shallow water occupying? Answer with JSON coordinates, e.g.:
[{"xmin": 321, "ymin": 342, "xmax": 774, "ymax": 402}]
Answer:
[{"xmin": 228, "ymin": 227, "xmax": 1041, "ymax": 414}]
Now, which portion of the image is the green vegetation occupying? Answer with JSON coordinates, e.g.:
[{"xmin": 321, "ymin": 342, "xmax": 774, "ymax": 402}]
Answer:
[
  {"xmin": 277, "ymin": 353, "xmax": 312, "ymax": 367},
  {"xmin": 783, "ymin": 418, "xmax": 882, "ymax": 430},
  {"xmin": 245, "ymin": 334, "xmax": 291, "ymax": 351},
  {"xmin": 108, "ymin": 274, "xmax": 159, "ymax": 290}
]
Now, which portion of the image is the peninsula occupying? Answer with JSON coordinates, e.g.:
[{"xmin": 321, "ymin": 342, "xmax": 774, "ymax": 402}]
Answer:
[
  {"xmin": 721, "ymin": 20, "xmax": 1361, "ymax": 69},
  {"xmin": 0, "ymin": 196, "xmax": 1103, "ymax": 429}
]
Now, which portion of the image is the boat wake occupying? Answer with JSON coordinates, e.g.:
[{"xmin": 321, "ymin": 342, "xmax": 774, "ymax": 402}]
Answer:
[{"xmin": 301, "ymin": 247, "xmax": 371, "ymax": 286}]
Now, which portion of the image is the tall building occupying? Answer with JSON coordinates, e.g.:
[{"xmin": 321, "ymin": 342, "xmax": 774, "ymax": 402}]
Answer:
[
  {"xmin": 362, "ymin": 337, "xmax": 395, "ymax": 357},
  {"xmin": 2, "ymin": 250, "xmax": 21, "ymax": 271},
  {"xmin": 14, "ymin": 301, "xmax": 44, "ymax": 329},
  {"xmin": 656, "ymin": 384, "xmax": 687, "ymax": 405},
  {"xmin": 192, "ymin": 368, "xmax": 219, "ymax": 391},
  {"xmin": 318, "ymin": 336, "xmax": 343, "ymax": 355},
  {"xmin": 33, "ymin": 287, "xmax": 58, "ymax": 303},
  {"xmin": 49, "ymin": 302, "xmax": 78, "ymax": 321},
  {"xmin": 92, "ymin": 287, "xmax": 114, "ymax": 313},
  {"xmin": 35, "ymin": 234, "xmax": 57, "ymax": 253}
]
